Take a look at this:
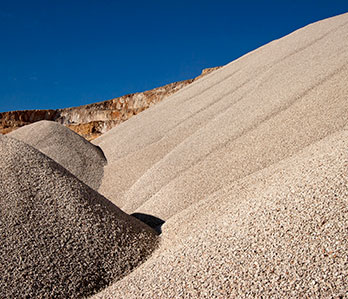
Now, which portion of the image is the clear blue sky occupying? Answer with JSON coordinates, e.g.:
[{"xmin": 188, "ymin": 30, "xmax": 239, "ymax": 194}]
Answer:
[{"xmin": 1, "ymin": 0, "xmax": 347, "ymax": 112}]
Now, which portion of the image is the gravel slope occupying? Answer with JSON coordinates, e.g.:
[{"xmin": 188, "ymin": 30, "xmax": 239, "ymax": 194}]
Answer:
[
  {"xmin": 92, "ymin": 13, "xmax": 348, "ymax": 298},
  {"xmin": 9, "ymin": 120, "xmax": 107, "ymax": 190},
  {"xmin": 94, "ymin": 13, "xmax": 348, "ymax": 218},
  {"xmin": 94, "ymin": 127, "xmax": 348, "ymax": 298},
  {"xmin": 0, "ymin": 135, "xmax": 158, "ymax": 298}
]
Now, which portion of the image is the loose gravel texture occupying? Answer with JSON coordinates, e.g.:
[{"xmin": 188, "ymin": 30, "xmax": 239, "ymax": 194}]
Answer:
[
  {"xmin": 0, "ymin": 135, "xmax": 158, "ymax": 298},
  {"xmin": 92, "ymin": 13, "xmax": 348, "ymax": 298},
  {"xmin": 1, "ymin": 12, "xmax": 348, "ymax": 299},
  {"xmin": 9, "ymin": 120, "xmax": 107, "ymax": 190},
  {"xmin": 93, "ymin": 121, "xmax": 348, "ymax": 299},
  {"xmin": 94, "ymin": 13, "xmax": 348, "ymax": 219}
]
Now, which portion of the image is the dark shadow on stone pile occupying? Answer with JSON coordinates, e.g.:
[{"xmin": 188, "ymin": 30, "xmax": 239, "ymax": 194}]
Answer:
[
  {"xmin": 131, "ymin": 213, "xmax": 165, "ymax": 234},
  {"xmin": 0, "ymin": 135, "xmax": 158, "ymax": 298},
  {"xmin": 8, "ymin": 120, "xmax": 107, "ymax": 190}
]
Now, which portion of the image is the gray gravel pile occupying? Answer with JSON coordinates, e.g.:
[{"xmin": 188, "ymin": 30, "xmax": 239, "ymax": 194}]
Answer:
[
  {"xmin": 91, "ymin": 13, "xmax": 348, "ymax": 298},
  {"xmin": 9, "ymin": 120, "xmax": 106, "ymax": 190},
  {"xmin": 0, "ymin": 135, "xmax": 158, "ymax": 298}
]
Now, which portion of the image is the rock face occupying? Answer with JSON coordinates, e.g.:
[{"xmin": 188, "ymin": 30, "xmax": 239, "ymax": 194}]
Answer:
[{"xmin": 0, "ymin": 67, "xmax": 221, "ymax": 140}]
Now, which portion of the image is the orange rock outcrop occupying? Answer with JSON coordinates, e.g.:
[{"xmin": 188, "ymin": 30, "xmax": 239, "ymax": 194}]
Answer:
[{"xmin": 0, "ymin": 67, "xmax": 221, "ymax": 140}]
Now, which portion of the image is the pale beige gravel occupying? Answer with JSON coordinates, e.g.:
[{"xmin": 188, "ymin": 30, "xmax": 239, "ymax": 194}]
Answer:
[
  {"xmin": 1, "ymin": 12, "xmax": 347, "ymax": 299},
  {"xmin": 9, "ymin": 120, "xmax": 107, "ymax": 189},
  {"xmin": 91, "ymin": 13, "xmax": 348, "ymax": 298},
  {"xmin": 94, "ymin": 12, "xmax": 348, "ymax": 218},
  {"xmin": 94, "ymin": 129, "xmax": 348, "ymax": 298}
]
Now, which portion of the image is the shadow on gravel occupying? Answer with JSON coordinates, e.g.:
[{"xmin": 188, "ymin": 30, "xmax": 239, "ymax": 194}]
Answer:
[{"xmin": 131, "ymin": 213, "xmax": 165, "ymax": 235}]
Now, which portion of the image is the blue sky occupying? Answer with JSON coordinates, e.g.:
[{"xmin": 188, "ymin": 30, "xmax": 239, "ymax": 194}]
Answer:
[{"xmin": 0, "ymin": 0, "xmax": 347, "ymax": 112}]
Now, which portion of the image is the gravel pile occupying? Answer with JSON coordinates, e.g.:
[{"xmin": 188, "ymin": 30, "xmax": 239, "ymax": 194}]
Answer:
[
  {"xmin": 9, "ymin": 120, "xmax": 107, "ymax": 190},
  {"xmin": 94, "ymin": 129, "xmax": 348, "ymax": 298},
  {"xmin": 0, "ymin": 135, "xmax": 158, "ymax": 298},
  {"xmin": 92, "ymin": 13, "xmax": 348, "ymax": 298},
  {"xmin": 1, "ymin": 12, "xmax": 348, "ymax": 299}
]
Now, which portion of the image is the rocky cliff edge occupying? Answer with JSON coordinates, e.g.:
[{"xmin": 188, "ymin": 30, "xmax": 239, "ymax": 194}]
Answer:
[{"xmin": 0, "ymin": 67, "xmax": 221, "ymax": 140}]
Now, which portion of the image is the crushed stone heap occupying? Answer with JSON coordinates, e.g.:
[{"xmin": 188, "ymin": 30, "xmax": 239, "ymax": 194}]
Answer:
[
  {"xmin": 9, "ymin": 120, "xmax": 107, "ymax": 190},
  {"xmin": 0, "ymin": 135, "xmax": 158, "ymax": 298}
]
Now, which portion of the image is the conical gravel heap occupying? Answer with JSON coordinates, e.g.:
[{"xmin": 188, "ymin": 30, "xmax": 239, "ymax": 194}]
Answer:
[
  {"xmin": 0, "ymin": 135, "xmax": 158, "ymax": 298},
  {"xmin": 9, "ymin": 120, "xmax": 107, "ymax": 189}
]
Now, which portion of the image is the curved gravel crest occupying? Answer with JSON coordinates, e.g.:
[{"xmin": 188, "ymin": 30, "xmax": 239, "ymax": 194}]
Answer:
[
  {"xmin": 92, "ymin": 13, "xmax": 348, "ymax": 298},
  {"xmin": 94, "ymin": 124, "xmax": 348, "ymax": 299},
  {"xmin": 94, "ymin": 13, "xmax": 348, "ymax": 218},
  {"xmin": 9, "ymin": 120, "xmax": 106, "ymax": 190}
]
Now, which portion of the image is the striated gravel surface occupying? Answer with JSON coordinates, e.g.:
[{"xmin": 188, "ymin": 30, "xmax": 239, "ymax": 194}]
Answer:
[
  {"xmin": 94, "ymin": 13, "xmax": 348, "ymax": 218},
  {"xmin": 93, "ymin": 123, "xmax": 348, "ymax": 299},
  {"xmin": 92, "ymin": 13, "xmax": 348, "ymax": 298},
  {"xmin": 0, "ymin": 135, "xmax": 158, "ymax": 298},
  {"xmin": 9, "ymin": 120, "xmax": 107, "ymax": 190},
  {"xmin": 1, "ymin": 12, "xmax": 348, "ymax": 299}
]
